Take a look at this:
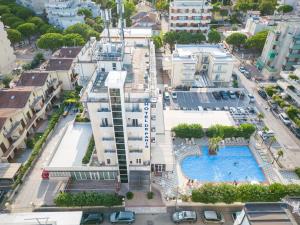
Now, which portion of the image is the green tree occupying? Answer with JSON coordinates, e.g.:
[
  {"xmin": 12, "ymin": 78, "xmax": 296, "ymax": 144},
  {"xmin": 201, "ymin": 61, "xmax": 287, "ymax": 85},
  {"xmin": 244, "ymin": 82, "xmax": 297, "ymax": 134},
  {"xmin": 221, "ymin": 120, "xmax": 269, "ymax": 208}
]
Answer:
[
  {"xmin": 152, "ymin": 34, "xmax": 163, "ymax": 49},
  {"xmin": 124, "ymin": 0, "xmax": 136, "ymax": 26},
  {"xmin": 6, "ymin": 29, "xmax": 22, "ymax": 46},
  {"xmin": 257, "ymin": 112, "xmax": 264, "ymax": 121},
  {"xmin": 37, "ymin": 33, "xmax": 64, "ymax": 52},
  {"xmin": 27, "ymin": 16, "xmax": 45, "ymax": 28},
  {"xmin": 0, "ymin": 5, "xmax": 10, "ymax": 15},
  {"xmin": 208, "ymin": 137, "xmax": 222, "ymax": 155},
  {"xmin": 77, "ymin": 8, "xmax": 93, "ymax": 18},
  {"xmin": 155, "ymin": 0, "xmax": 169, "ymax": 11},
  {"xmin": 15, "ymin": 7, "xmax": 35, "ymax": 20},
  {"xmin": 273, "ymin": 149, "xmax": 284, "ymax": 164},
  {"xmin": 163, "ymin": 31, "xmax": 178, "ymax": 52},
  {"xmin": 1, "ymin": 75, "xmax": 12, "ymax": 88},
  {"xmin": 16, "ymin": 23, "xmax": 37, "ymax": 42},
  {"xmin": 208, "ymin": 29, "xmax": 221, "ymax": 43},
  {"xmin": 277, "ymin": 4, "xmax": 293, "ymax": 13},
  {"xmin": 2, "ymin": 16, "xmax": 23, "ymax": 28},
  {"xmin": 259, "ymin": 1, "xmax": 276, "ymax": 15},
  {"xmin": 64, "ymin": 23, "xmax": 98, "ymax": 40},
  {"xmin": 63, "ymin": 33, "xmax": 85, "ymax": 46},
  {"xmin": 225, "ymin": 32, "xmax": 247, "ymax": 51},
  {"xmin": 245, "ymin": 30, "xmax": 268, "ymax": 52}
]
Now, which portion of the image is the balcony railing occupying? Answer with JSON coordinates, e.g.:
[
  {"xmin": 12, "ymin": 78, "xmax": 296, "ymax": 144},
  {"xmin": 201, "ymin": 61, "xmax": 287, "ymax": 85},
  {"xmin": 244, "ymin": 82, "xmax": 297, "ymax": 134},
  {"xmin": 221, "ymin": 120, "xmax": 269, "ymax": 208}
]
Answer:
[
  {"xmin": 98, "ymin": 108, "xmax": 111, "ymax": 112},
  {"xmin": 100, "ymin": 124, "xmax": 113, "ymax": 127},
  {"xmin": 102, "ymin": 137, "xmax": 114, "ymax": 141},
  {"xmin": 128, "ymin": 137, "xmax": 143, "ymax": 141},
  {"xmin": 127, "ymin": 124, "xmax": 142, "ymax": 127},
  {"xmin": 3, "ymin": 121, "xmax": 21, "ymax": 138},
  {"xmin": 125, "ymin": 108, "xmax": 141, "ymax": 112}
]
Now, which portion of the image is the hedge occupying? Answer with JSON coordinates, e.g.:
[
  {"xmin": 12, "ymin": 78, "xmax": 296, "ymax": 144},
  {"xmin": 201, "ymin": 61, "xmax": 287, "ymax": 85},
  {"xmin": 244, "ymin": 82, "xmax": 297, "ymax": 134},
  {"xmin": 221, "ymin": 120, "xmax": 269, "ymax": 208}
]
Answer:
[
  {"xmin": 206, "ymin": 124, "xmax": 255, "ymax": 139},
  {"xmin": 13, "ymin": 106, "xmax": 64, "ymax": 187},
  {"xmin": 82, "ymin": 136, "xmax": 95, "ymax": 164},
  {"xmin": 172, "ymin": 123, "xmax": 204, "ymax": 138},
  {"xmin": 191, "ymin": 183, "xmax": 300, "ymax": 204},
  {"xmin": 295, "ymin": 168, "xmax": 300, "ymax": 178},
  {"xmin": 54, "ymin": 192, "xmax": 123, "ymax": 207}
]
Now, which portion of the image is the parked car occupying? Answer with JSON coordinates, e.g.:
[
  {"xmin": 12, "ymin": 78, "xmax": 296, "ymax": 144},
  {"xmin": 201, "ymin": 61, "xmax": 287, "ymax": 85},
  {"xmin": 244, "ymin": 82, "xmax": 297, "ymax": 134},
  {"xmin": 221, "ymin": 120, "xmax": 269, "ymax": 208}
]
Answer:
[
  {"xmin": 212, "ymin": 91, "xmax": 221, "ymax": 100},
  {"xmin": 228, "ymin": 91, "xmax": 236, "ymax": 99},
  {"xmin": 203, "ymin": 210, "xmax": 224, "ymax": 223},
  {"xmin": 220, "ymin": 91, "xmax": 229, "ymax": 100},
  {"xmin": 172, "ymin": 92, "xmax": 177, "ymax": 99},
  {"xmin": 248, "ymin": 94, "xmax": 255, "ymax": 103},
  {"xmin": 164, "ymin": 92, "xmax": 170, "ymax": 101},
  {"xmin": 243, "ymin": 70, "xmax": 251, "ymax": 79},
  {"xmin": 290, "ymin": 123, "xmax": 300, "ymax": 139},
  {"xmin": 235, "ymin": 91, "xmax": 245, "ymax": 100},
  {"xmin": 110, "ymin": 211, "xmax": 135, "ymax": 224},
  {"xmin": 81, "ymin": 212, "xmax": 104, "ymax": 225},
  {"xmin": 239, "ymin": 67, "xmax": 246, "ymax": 73},
  {"xmin": 258, "ymin": 130, "xmax": 275, "ymax": 140},
  {"xmin": 257, "ymin": 89, "xmax": 268, "ymax": 100},
  {"xmin": 279, "ymin": 113, "xmax": 292, "ymax": 126},
  {"xmin": 172, "ymin": 211, "xmax": 197, "ymax": 223}
]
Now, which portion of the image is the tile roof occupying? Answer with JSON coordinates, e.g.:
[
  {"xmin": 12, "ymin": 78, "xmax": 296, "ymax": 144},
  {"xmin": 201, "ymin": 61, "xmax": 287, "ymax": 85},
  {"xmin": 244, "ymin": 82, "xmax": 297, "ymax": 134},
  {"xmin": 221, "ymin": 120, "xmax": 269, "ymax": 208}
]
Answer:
[
  {"xmin": 56, "ymin": 47, "xmax": 82, "ymax": 58},
  {"xmin": 16, "ymin": 72, "xmax": 49, "ymax": 87},
  {"xmin": 0, "ymin": 88, "xmax": 33, "ymax": 109},
  {"xmin": 45, "ymin": 58, "xmax": 74, "ymax": 71}
]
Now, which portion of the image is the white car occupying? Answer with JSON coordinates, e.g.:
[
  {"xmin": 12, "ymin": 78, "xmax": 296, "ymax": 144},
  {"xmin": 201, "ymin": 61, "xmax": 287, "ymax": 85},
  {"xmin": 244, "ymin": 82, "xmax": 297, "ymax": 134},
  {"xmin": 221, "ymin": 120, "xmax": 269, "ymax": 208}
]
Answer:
[
  {"xmin": 258, "ymin": 130, "xmax": 275, "ymax": 140},
  {"xmin": 248, "ymin": 94, "xmax": 255, "ymax": 103},
  {"xmin": 279, "ymin": 113, "xmax": 291, "ymax": 126},
  {"xmin": 239, "ymin": 67, "xmax": 246, "ymax": 73}
]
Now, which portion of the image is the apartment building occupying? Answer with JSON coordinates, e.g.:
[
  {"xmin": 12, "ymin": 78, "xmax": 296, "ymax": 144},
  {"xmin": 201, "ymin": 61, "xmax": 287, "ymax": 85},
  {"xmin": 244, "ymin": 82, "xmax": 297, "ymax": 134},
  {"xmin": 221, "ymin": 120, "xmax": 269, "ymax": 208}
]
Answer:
[
  {"xmin": 244, "ymin": 16, "xmax": 273, "ymax": 36},
  {"xmin": 234, "ymin": 202, "xmax": 299, "ymax": 225},
  {"xmin": 0, "ymin": 71, "xmax": 61, "ymax": 162},
  {"xmin": 16, "ymin": 0, "xmax": 45, "ymax": 14},
  {"xmin": 168, "ymin": 44, "xmax": 234, "ymax": 88},
  {"xmin": 0, "ymin": 22, "xmax": 16, "ymax": 75},
  {"xmin": 278, "ymin": 67, "xmax": 300, "ymax": 106},
  {"xmin": 45, "ymin": 0, "xmax": 101, "ymax": 29},
  {"xmin": 169, "ymin": 0, "xmax": 212, "ymax": 33},
  {"xmin": 257, "ymin": 18, "xmax": 300, "ymax": 79}
]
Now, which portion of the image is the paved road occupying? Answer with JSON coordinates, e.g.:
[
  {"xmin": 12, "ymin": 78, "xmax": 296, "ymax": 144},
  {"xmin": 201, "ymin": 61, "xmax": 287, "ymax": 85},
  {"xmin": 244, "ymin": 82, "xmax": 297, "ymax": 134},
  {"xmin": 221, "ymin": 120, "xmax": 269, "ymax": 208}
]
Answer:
[
  {"xmin": 234, "ymin": 67, "xmax": 300, "ymax": 168},
  {"xmin": 10, "ymin": 115, "xmax": 75, "ymax": 212}
]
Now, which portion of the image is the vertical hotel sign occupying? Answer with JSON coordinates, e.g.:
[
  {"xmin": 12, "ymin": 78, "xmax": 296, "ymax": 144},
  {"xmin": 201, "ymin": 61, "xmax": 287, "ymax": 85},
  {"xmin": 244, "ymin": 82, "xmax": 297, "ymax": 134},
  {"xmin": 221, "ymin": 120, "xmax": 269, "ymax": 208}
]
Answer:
[{"xmin": 144, "ymin": 101, "xmax": 150, "ymax": 149}]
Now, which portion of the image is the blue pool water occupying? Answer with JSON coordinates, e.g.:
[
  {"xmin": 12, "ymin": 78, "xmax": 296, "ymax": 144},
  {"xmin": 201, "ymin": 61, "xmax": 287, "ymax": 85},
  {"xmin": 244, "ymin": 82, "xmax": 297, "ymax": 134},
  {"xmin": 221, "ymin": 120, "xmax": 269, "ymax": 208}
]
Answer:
[{"xmin": 181, "ymin": 146, "xmax": 266, "ymax": 182}]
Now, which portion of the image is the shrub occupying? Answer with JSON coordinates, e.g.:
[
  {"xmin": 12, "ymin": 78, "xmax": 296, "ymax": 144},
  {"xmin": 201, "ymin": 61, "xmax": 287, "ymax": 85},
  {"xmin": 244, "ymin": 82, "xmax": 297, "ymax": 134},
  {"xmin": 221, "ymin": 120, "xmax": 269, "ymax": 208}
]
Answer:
[
  {"xmin": 265, "ymin": 86, "xmax": 277, "ymax": 97},
  {"xmin": 172, "ymin": 123, "xmax": 204, "ymax": 138},
  {"xmin": 75, "ymin": 114, "xmax": 90, "ymax": 122},
  {"xmin": 295, "ymin": 168, "xmax": 300, "ymax": 178},
  {"xmin": 82, "ymin": 136, "xmax": 95, "ymax": 164},
  {"xmin": 147, "ymin": 191, "xmax": 154, "ymax": 199},
  {"xmin": 54, "ymin": 192, "xmax": 123, "ymax": 206},
  {"xmin": 206, "ymin": 124, "xmax": 255, "ymax": 139},
  {"xmin": 126, "ymin": 191, "xmax": 134, "ymax": 200}
]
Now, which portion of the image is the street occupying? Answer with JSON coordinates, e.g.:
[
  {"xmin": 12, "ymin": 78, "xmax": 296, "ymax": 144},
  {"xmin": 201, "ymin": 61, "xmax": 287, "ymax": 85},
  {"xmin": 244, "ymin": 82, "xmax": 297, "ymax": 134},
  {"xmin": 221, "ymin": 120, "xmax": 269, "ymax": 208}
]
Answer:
[{"xmin": 234, "ymin": 67, "xmax": 300, "ymax": 168}]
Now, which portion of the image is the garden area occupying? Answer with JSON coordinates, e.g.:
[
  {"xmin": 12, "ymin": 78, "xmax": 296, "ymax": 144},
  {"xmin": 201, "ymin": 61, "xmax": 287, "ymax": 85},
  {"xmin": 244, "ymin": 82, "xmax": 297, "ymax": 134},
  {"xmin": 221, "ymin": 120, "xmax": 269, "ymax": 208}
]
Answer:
[
  {"xmin": 82, "ymin": 136, "xmax": 95, "ymax": 164},
  {"xmin": 191, "ymin": 183, "xmax": 300, "ymax": 204},
  {"xmin": 54, "ymin": 192, "xmax": 123, "ymax": 207}
]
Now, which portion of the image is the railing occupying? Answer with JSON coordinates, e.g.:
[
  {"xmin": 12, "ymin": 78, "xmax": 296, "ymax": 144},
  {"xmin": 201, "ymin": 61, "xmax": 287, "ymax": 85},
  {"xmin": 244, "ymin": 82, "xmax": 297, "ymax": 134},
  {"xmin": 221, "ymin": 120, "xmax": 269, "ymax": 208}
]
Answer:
[
  {"xmin": 127, "ymin": 124, "xmax": 142, "ymax": 127},
  {"xmin": 125, "ymin": 108, "xmax": 141, "ymax": 112},
  {"xmin": 128, "ymin": 137, "xmax": 143, "ymax": 141},
  {"xmin": 102, "ymin": 137, "xmax": 114, "ymax": 141},
  {"xmin": 98, "ymin": 108, "xmax": 111, "ymax": 112},
  {"xmin": 3, "ymin": 121, "xmax": 21, "ymax": 138},
  {"xmin": 100, "ymin": 124, "xmax": 113, "ymax": 127}
]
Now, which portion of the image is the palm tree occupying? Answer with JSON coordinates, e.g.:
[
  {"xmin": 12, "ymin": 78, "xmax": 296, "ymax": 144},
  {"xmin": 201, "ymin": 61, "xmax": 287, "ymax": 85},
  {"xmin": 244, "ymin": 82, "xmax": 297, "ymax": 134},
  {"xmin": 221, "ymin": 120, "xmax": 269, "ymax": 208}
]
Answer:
[
  {"xmin": 208, "ymin": 137, "xmax": 222, "ymax": 155},
  {"xmin": 257, "ymin": 113, "xmax": 264, "ymax": 122},
  {"xmin": 272, "ymin": 149, "xmax": 284, "ymax": 164},
  {"xmin": 268, "ymin": 136, "xmax": 276, "ymax": 150}
]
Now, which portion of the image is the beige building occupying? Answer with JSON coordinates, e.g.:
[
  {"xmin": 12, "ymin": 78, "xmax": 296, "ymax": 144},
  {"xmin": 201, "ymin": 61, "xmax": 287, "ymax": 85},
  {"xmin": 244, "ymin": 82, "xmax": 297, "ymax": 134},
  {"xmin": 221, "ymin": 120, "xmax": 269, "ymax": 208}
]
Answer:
[
  {"xmin": 0, "ymin": 71, "xmax": 61, "ymax": 162},
  {"xmin": 0, "ymin": 22, "xmax": 16, "ymax": 75}
]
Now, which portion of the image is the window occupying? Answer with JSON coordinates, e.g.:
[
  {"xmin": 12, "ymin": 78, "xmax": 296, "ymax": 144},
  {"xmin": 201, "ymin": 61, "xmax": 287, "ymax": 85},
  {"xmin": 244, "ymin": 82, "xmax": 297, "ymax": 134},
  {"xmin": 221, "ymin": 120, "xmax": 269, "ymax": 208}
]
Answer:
[
  {"xmin": 112, "ymin": 63, "xmax": 117, "ymax": 70},
  {"xmin": 107, "ymin": 159, "xmax": 111, "ymax": 164},
  {"xmin": 101, "ymin": 118, "xmax": 108, "ymax": 126},
  {"xmin": 101, "ymin": 67, "xmax": 105, "ymax": 72},
  {"xmin": 136, "ymin": 158, "xmax": 142, "ymax": 164},
  {"xmin": 217, "ymin": 65, "xmax": 222, "ymax": 71},
  {"xmin": 215, "ymin": 74, "xmax": 221, "ymax": 81}
]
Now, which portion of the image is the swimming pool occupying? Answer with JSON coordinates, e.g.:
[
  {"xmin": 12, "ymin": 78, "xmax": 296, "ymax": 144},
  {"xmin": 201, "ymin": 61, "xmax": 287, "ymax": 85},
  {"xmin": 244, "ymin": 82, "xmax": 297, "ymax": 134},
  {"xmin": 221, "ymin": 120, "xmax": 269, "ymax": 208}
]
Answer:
[{"xmin": 181, "ymin": 146, "xmax": 266, "ymax": 182}]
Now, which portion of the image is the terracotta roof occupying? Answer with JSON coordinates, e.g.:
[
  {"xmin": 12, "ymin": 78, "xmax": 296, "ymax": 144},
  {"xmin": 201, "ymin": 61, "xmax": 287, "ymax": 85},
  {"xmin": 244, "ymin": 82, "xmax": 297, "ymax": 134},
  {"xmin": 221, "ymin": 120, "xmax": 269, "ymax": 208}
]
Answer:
[
  {"xmin": 131, "ymin": 11, "xmax": 147, "ymax": 20},
  {"xmin": 0, "ymin": 117, "xmax": 7, "ymax": 131},
  {"xmin": 45, "ymin": 58, "xmax": 74, "ymax": 71},
  {"xmin": 134, "ymin": 13, "xmax": 158, "ymax": 24},
  {"xmin": 56, "ymin": 47, "xmax": 82, "ymax": 58},
  {"xmin": 17, "ymin": 72, "xmax": 49, "ymax": 87},
  {"xmin": 0, "ymin": 88, "xmax": 33, "ymax": 109}
]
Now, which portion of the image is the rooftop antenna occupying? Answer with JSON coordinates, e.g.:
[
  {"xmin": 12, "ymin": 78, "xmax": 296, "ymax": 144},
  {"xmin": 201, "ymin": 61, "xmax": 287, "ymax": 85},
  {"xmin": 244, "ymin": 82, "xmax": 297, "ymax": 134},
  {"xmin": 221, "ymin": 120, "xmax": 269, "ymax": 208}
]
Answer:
[{"xmin": 116, "ymin": 0, "xmax": 125, "ymax": 44}]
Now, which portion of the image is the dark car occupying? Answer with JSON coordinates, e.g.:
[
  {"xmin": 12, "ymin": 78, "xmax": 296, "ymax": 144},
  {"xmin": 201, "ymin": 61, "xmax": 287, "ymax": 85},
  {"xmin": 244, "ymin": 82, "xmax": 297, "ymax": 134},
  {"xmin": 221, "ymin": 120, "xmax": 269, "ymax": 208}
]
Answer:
[
  {"xmin": 220, "ymin": 91, "xmax": 229, "ymax": 100},
  {"xmin": 81, "ymin": 212, "xmax": 104, "ymax": 225},
  {"xmin": 290, "ymin": 123, "xmax": 300, "ymax": 139},
  {"xmin": 212, "ymin": 91, "xmax": 221, "ymax": 100},
  {"xmin": 235, "ymin": 91, "xmax": 245, "ymax": 100},
  {"xmin": 110, "ymin": 211, "xmax": 135, "ymax": 224},
  {"xmin": 203, "ymin": 210, "xmax": 224, "ymax": 223},
  {"xmin": 257, "ymin": 89, "xmax": 268, "ymax": 100},
  {"xmin": 172, "ymin": 211, "xmax": 197, "ymax": 223}
]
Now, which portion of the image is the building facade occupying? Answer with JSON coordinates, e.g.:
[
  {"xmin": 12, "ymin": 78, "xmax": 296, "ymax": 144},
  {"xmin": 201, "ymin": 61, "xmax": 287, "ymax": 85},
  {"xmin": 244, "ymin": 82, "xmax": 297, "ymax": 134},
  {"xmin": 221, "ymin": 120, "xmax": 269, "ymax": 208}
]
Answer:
[
  {"xmin": 169, "ymin": 44, "xmax": 234, "ymax": 88},
  {"xmin": 45, "ymin": 0, "xmax": 101, "ymax": 29},
  {"xmin": 257, "ymin": 19, "xmax": 300, "ymax": 79},
  {"xmin": 0, "ymin": 22, "xmax": 16, "ymax": 75},
  {"xmin": 169, "ymin": 0, "xmax": 212, "ymax": 33}
]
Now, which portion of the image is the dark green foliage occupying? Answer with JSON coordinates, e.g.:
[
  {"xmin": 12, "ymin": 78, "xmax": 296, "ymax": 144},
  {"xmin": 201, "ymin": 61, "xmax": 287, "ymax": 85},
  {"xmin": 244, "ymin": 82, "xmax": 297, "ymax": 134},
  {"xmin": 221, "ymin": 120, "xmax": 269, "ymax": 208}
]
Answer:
[
  {"xmin": 82, "ymin": 137, "xmax": 95, "ymax": 164},
  {"xmin": 64, "ymin": 23, "xmax": 99, "ymax": 40},
  {"xmin": 208, "ymin": 29, "xmax": 221, "ymax": 43},
  {"xmin": 245, "ymin": 30, "xmax": 269, "ymax": 52},
  {"xmin": 1, "ymin": 75, "xmax": 12, "ymax": 88},
  {"xmin": 206, "ymin": 124, "xmax": 255, "ymax": 139},
  {"xmin": 265, "ymin": 86, "xmax": 277, "ymax": 97},
  {"xmin": 54, "ymin": 192, "xmax": 123, "ymax": 206},
  {"xmin": 6, "ymin": 29, "xmax": 22, "ymax": 45},
  {"xmin": 126, "ymin": 192, "xmax": 134, "ymax": 200},
  {"xmin": 192, "ymin": 183, "xmax": 300, "ymax": 203},
  {"xmin": 277, "ymin": 4, "xmax": 293, "ymax": 13},
  {"xmin": 147, "ymin": 192, "xmax": 154, "ymax": 199},
  {"xmin": 77, "ymin": 8, "xmax": 93, "ymax": 18},
  {"xmin": 225, "ymin": 33, "xmax": 247, "ymax": 49},
  {"xmin": 172, "ymin": 124, "xmax": 204, "ymax": 139}
]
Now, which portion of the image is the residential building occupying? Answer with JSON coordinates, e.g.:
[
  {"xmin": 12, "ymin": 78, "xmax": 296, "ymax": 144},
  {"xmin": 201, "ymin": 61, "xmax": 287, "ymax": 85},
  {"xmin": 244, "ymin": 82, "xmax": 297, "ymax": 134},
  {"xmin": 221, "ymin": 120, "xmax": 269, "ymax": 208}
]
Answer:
[
  {"xmin": 0, "ymin": 22, "xmax": 16, "ymax": 75},
  {"xmin": 234, "ymin": 202, "xmax": 299, "ymax": 225},
  {"xmin": 45, "ymin": 0, "xmax": 101, "ymax": 29},
  {"xmin": 0, "ymin": 71, "xmax": 61, "ymax": 162},
  {"xmin": 0, "ymin": 163, "xmax": 21, "ymax": 190},
  {"xmin": 16, "ymin": 0, "xmax": 45, "ymax": 14},
  {"xmin": 278, "ymin": 67, "xmax": 300, "ymax": 106},
  {"xmin": 0, "ymin": 211, "xmax": 83, "ymax": 225},
  {"xmin": 168, "ymin": 44, "xmax": 234, "ymax": 88},
  {"xmin": 169, "ymin": 0, "xmax": 212, "ymax": 33},
  {"xmin": 257, "ymin": 18, "xmax": 300, "ymax": 79},
  {"xmin": 244, "ymin": 16, "xmax": 273, "ymax": 36}
]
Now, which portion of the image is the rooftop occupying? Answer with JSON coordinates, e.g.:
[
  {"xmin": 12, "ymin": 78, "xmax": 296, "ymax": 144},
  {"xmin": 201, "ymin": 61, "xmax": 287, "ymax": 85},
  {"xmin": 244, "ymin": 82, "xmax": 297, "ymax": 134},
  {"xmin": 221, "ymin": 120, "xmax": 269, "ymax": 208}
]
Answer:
[
  {"xmin": 0, "ymin": 211, "xmax": 83, "ymax": 225},
  {"xmin": 101, "ymin": 28, "xmax": 153, "ymax": 39},
  {"xmin": 243, "ymin": 202, "xmax": 298, "ymax": 225},
  {"xmin": 16, "ymin": 71, "xmax": 49, "ymax": 87},
  {"xmin": 45, "ymin": 58, "xmax": 74, "ymax": 71},
  {"xmin": 0, "ymin": 88, "xmax": 32, "ymax": 109},
  {"xmin": 48, "ymin": 123, "xmax": 92, "ymax": 168},
  {"xmin": 105, "ymin": 71, "xmax": 127, "ymax": 88},
  {"xmin": 0, "ymin": 163, "xmax": 21, "ymax": 180},
  {"xmin": 163, "ymin": 109, "xmax": 234, "ymax": 130},
  {"xmin": 54, "ymin": 47, "xmax": 82, "ymax": 58}
]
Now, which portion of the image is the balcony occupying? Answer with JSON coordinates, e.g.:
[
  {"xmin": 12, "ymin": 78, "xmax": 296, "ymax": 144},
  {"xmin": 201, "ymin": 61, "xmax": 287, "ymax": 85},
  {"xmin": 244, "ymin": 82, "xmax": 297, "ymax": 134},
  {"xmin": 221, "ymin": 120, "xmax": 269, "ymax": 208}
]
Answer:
[
  {"xmin": 102, "ymin": 137, "xmax": 114, "ymax": 141},
  {"xmin": 128, "ymin": 137, "xmax": 143, "ymax": 141},
  {"xmin": 3, "ymin": 121, "xmax": 21, "ymax": 139},
  {"xmin": 30, "ymin": 96, "xmax": 44, "ymax": 112},
  {"xmin": 288, "ymin": 53, "xmax": 300, "ymax": 58},
  {"xmin": 286, "ymin": 87, "xmax": 300, "ymax": 105},
  {"xmin": 290, "ymin": 44, "xmax": 300, "ymax": 50},
  {"xmin": 125, "ymin": 108, "xmax": 141, "ymax": 112},
  {"xmin": 100, "ymin": 124, "xmax": 113, "ymax": 127},
  {"xmin": 127, "ymin": 124, "xmax": 142, "ymax": 127},
  {"xmin": 129, "ymin": 149, "xmax": 143, "ymax": 153},
  {"xmin": 98, "ymin": 108, "xmax": 111, "ymax": 112}
]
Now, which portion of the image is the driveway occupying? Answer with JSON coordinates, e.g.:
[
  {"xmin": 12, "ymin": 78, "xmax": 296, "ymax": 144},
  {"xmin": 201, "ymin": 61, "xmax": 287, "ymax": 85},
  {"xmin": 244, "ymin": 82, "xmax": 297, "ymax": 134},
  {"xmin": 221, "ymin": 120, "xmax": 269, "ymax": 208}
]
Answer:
[
  {"xmin": 234, "ymin": 67, "xmax": 300, "ymax": 168},
  {"xmin": 10, "ymin": 115, "xmax": 75, "ymax": 212}
]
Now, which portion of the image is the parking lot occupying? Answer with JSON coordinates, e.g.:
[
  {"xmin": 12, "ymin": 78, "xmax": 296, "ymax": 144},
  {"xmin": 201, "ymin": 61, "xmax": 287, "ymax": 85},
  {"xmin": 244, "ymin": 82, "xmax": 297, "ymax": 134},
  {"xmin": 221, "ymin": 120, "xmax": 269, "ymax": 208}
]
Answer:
[{"xmin": 170, "ymin": 91, "xmax": 251, "ymax": 109}]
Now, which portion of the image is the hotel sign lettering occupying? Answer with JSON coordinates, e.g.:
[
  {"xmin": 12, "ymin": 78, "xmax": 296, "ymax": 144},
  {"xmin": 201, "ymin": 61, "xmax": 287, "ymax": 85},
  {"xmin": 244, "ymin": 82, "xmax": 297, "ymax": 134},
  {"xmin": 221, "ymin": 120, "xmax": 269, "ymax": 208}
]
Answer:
[{"xmin": 144, "ymin": 101, "xmax": 150, "ymax": 149}]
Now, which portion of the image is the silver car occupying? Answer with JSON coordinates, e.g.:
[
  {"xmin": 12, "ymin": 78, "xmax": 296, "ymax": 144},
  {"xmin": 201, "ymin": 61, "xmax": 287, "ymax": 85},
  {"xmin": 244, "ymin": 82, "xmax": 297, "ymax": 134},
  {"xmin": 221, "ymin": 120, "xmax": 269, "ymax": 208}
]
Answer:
[
  {"xmin": 203, "ymin": 210, "xmax": 224, "ymax": 223},
  {"xmin": 172, "ymin": 211, "xmax": 197, "ymax": 223}
]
